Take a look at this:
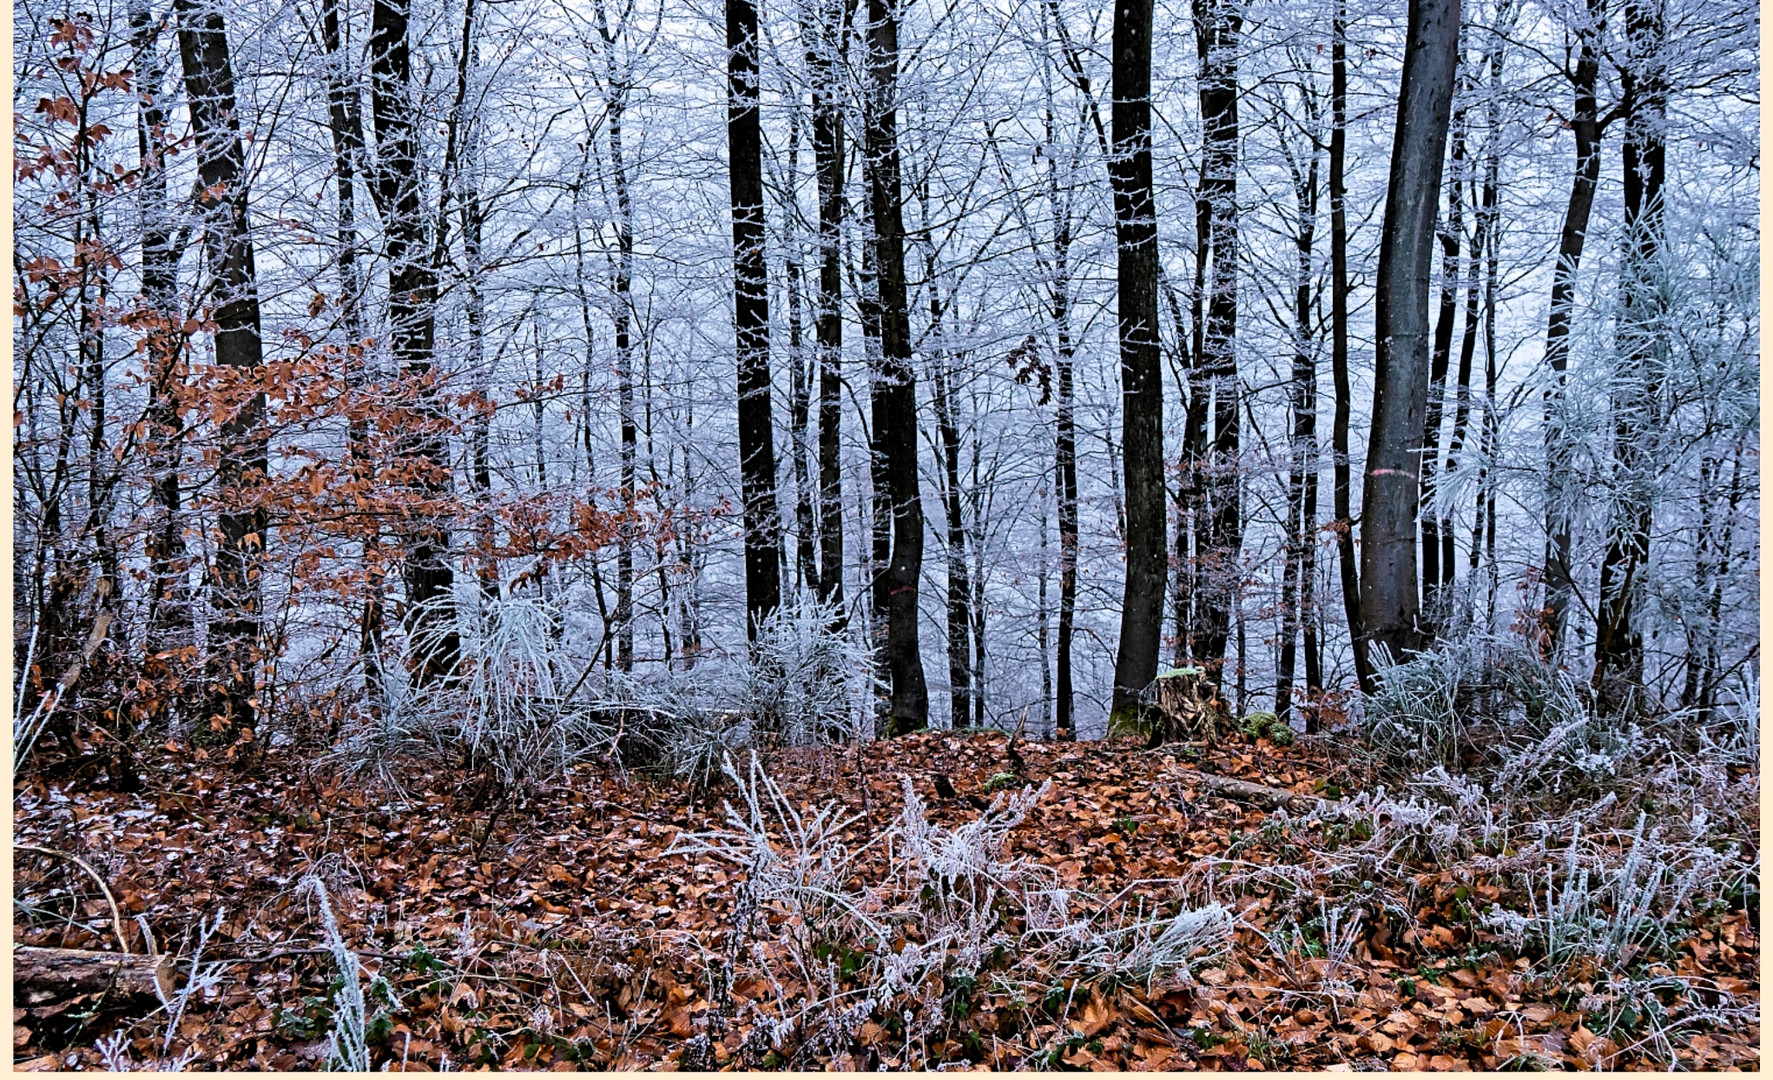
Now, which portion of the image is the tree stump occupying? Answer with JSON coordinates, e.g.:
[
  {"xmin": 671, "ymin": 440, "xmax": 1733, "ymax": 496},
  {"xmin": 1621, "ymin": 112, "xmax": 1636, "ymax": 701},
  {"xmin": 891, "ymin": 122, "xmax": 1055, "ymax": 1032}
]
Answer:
[{"xmin": 1138, "ymin": 666, "xmax": 1230, "ymax": 746}]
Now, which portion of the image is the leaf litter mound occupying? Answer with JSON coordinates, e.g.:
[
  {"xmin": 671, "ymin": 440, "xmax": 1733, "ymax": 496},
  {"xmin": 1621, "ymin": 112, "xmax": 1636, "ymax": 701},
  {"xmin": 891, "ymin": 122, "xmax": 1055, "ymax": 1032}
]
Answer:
[{"xmin": 13, "ymin": 728, "xmax": 1759, "ymax": 1070}]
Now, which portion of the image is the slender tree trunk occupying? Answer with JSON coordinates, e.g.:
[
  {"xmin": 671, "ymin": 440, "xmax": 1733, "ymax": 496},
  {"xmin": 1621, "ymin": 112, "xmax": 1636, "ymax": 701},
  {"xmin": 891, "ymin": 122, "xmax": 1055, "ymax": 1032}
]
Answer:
[
  {"xmin": 1421, "ymin": 85, "xmax": 1465, "ymax": 633},
  {"xmin": 1446, "ymin": 25, "xmax": 1499, "ymax": 627},
  {"xmin": 1329, "ymin": 1, "xmax": 1370, "ymax": 691},
  {"xmin": 1472, "ymin": 113, "xmax": 1501, "ymax": 622},
  {"xmin": 1277, "ymin": 141, "xmax": 1319, "ymax": 725},
  {"xmin": 176, "ymin": 0, "xmax": 269, "ymax": 732},
  {"xmin": 1443, "ymin": 154, "xmax": 1488, "ymax": 631},
  {"xmin": 1360, "ymin": 0, "xmax": 1461, "ymax": 664},
  {"xmin": 369, "ymin": 0, "xmax": 457, "ymax": 684},
  {"xmin": 593, "ymin": 0, "xmax": 637, "ymax": 671},
  {"xmin": 1174, "ymin": 200, "xmax": 1210, "ymax": 666},
  {"xmin": 808, "ymin": 0, "xmax": 850, "ymax": 612},
  {"xmin": 931, "ymin": 338, "xmax": 972, "ymax": 729},
  {"xmin": 1594, "ymin": 0, "xmax": 1666, "ymax": 699},
  {"xmin": 784, "ymin": 102, "xmax": 816, "ymax": 597},
  {"xmin": 1038, "ymin": 479, "xmax": 1052, "ymax": 734},
  {"xmin": 463, "ymin": 161, "xmax": 496, "ymax": 602},
  {"xmin": 858, "ymin": 192, "xmax": 890, "ymax": 657},
  {"xmin": 866, "ymin": 0, "xmax": 927, "ymax": 734},
  {"xmin": 1038, "ymin": 35, "xmax": 1081, "ymax": 740},
  {"xmin": 132, "ymin": 0, "xmax": 192, "ymax": 656},
  {"xmin": 318, "ymin": 0, "xmax": 388, "ymax": 679},
  {"xmin": 967, "ymin": 440, "xmax": 986, "ymax": 728},
  {"xmin": 1542, "ymin": 0, "xmax": 1604, "ymax": 654},
  {"xmin": 730, "ymin": 0, "xmax": 783, "ymax": 638},
  {"xmin": 1107, "ymin": 0, "xmax": 1166, "ymax": 729},
  {"xmin": 1194, "ymin": 0, "xmax": 1242, "ymax": 683}
]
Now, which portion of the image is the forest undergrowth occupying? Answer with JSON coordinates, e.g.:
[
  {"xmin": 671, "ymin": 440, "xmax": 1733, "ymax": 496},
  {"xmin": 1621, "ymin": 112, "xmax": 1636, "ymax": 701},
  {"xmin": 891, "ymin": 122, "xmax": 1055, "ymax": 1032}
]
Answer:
[{"xmin": 12, "ymin": 644, "xmax": 1760, "ymax": 1072}]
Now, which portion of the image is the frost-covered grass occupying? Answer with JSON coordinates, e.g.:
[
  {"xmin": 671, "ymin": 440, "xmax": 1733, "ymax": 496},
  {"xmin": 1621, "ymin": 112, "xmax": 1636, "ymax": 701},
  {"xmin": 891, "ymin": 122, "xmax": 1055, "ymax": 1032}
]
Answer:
[
  {"xmin": 337, "ymin": 592, "xmax": 872, "ymax": 792},
  {"xmin": 668, "ymin": 753, "xmax": 1231, "ymax": 1068}
]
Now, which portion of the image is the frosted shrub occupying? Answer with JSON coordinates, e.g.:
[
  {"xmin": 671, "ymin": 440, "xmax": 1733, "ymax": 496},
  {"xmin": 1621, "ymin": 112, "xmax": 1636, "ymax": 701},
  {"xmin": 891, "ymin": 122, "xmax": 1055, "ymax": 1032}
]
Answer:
[
  {"xmin": 735, "ymin": 595, "xmax": 871, "ymax": 745},
  {"xmin": 672, "ymin": 752, "xmax": 871, "ymax": 943},
  {"xmin": 1361, "ymin": 640, "xmax": 1478, "ymax": 771},
  {"xmin": 337, "ymin": 593, "xmax": 616, "ymax": 789},
  {"xmin": 355, "ymin": 592, "xmax": 873, "ymax": 789},
  {"xmin": 891, "ymin": 775, "xmax": 1051, "ymax": 905}
]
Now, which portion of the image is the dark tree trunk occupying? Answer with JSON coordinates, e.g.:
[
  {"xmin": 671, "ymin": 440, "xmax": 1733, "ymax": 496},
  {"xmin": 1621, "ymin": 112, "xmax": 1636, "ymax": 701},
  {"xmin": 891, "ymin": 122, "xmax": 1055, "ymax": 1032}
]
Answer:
[
  {"xmin": 866, "ymin": 0, "xmax": 927, "ymax": 734},
  {"xmin": 730, "ymin": 0, "xmax": 783, "ymax": 638},
  {"xmin": 1174, "ymin": 198, "xmax": 1210, "ymax": 667},
  {"xmin": 785, "ymin": 102, "xmax": 817, "ymax": 596},
  {"xmin": 1594, "ymin": 0, "xmax": 1666, "ymax": 699},
  {"xmin": 1107, "ymin": 0, "xmax": 1166, "ymax": 730},
  {"xmin": 369, "ymin": 0, "xmax": 457, "ymax": 683},
  {"xmin": 175, "ymin": 0, "xmax": 269, "ymax": 733},
  {"xmin": 1329, "ymin": 1, "xmax": 1370, "ymax": 691},
  {"xmin": 858, "ymin": 193, "xmax": 890, "ymax": 659},
  {"xmin": 1542, "ymin": 0, "xmax": 1605, "ymax": 654},
  {"xmin": 1360, "ymin": 0, "xmax": 1461, "ymax": 664}
]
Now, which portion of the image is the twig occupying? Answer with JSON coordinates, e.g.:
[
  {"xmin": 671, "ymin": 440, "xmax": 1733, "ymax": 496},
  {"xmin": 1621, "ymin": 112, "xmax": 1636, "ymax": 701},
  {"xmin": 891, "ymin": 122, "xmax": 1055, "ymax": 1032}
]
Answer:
[{"xmin": 15, "ymin": 842, "xmax": 130, "ymax": 954}]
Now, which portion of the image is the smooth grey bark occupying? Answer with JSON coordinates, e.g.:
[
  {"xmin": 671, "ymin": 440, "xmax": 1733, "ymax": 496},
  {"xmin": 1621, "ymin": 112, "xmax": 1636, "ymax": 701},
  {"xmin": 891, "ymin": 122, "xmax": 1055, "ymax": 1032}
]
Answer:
[{"xmin": 1359, "ymin": 0, "xmax": 1462, "ymax": 663}]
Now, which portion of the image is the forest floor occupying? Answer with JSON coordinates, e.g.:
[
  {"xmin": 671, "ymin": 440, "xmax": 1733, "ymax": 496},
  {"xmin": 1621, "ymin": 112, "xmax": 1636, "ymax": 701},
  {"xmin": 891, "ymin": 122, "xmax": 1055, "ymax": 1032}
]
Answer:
[{"xmin": 13, "ymin": 726, "xmax": 1760, "ymax": 1071}]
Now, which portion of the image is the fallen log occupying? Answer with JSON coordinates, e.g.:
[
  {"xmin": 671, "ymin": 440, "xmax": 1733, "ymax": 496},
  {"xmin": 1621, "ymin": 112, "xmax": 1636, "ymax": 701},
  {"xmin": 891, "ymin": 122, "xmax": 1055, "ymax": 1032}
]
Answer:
[
  {"xmin": 14, "ymin": 946, "xmax": 174, "ymax": 1007},
  {"xmin": 1169, "ymin": 768, "xmax": 1320, "ymax": 813}
]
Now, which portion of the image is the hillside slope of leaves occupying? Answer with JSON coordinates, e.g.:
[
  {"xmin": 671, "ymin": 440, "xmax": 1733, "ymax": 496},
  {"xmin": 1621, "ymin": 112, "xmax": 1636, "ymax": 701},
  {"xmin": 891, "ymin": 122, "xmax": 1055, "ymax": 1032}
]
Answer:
[{"xmin": 13, "ymin": 727, "xmax": 1759, "ymax": 1071}]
